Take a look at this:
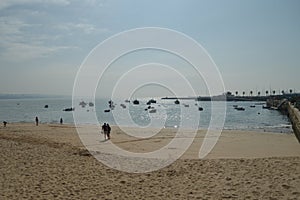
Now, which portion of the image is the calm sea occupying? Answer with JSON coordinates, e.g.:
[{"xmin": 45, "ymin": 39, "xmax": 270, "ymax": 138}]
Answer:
[{"xmin": 0, "ymin": 97, "xmax": 293, "ymax": 133}]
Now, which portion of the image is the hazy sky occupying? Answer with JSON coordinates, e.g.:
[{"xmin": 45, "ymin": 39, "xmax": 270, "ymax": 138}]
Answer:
[{"xmin": 0, "ymin": 0, "xmax": 300, "ymax": 97}]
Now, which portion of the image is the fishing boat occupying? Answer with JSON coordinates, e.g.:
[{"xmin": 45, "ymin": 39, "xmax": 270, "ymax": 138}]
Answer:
[
  {"xmin": 133, "ymin": 99, "xmax": 140, "ymax": 105},
  {"xmin": 235, "ymin": 107, "xmax": 245, "ymax": 111},
  {"xmin": 63, "ymin": 107, "xmax": 75, "ymax": 112},
  {"xmin": 79, "ymin": 101, "xmax": 87, "ymax": 108},
  {"xmin": 146, "ymin": 99, "xmax": 157, "ymax": 105}
]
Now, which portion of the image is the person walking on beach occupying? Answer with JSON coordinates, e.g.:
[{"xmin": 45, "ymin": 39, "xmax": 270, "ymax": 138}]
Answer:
[
  {"xmin": 101, "ymin": 123, "xmax": 108, "ymax": 140},
  {"xmin": 107, "ymin": 123, "xmax": 111, "ymax": 140},
  {"xmin": 35, "ymin": 116, "xmax": 39, "ymax": 126},
  {"xmin": 60, "ymin": 118, "xmax": 63, "ymax": 125},
  {"xmin": 3, "ymin": 121, "xmax": 7, "ymax": 127}
]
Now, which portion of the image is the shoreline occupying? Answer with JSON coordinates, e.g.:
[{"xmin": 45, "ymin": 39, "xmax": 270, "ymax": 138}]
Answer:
[{"xmin": 1, "ymin": 121, "xmax": 294, "ymax": 134}]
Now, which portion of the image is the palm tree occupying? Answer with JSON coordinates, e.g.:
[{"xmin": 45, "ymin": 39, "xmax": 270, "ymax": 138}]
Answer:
[
  {"xmin": 235, "ymin": 91, "xmax": 238, "ymax": 96},
  {"xmin": 250, "ymin": 91, "xmax": 253, "ymax": 96},
  {"xmin": 226, "ymin": 91, "xmax": 232, "ymax": 96},
  {"xmin": 265, "ymin": 90, "xmax": 269, "ymax": 96},
  {"xmin": 242, "ymin": 91, "xmax": 245, "ymax": 97},
  {"xmin": 258, "ymin": 91, "xmax": 261, "ymax": 96}
]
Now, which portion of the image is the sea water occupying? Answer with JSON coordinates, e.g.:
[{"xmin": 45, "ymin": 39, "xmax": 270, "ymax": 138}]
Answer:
[{"xmin": 0, "ymin": 97, "xmax": 293, "ymax": 133}]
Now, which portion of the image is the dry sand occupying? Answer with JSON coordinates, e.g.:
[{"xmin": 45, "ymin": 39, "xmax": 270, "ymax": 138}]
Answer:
[{"xmin": 0, "ymin": 123, "xmax": 300, "ymax": 199}]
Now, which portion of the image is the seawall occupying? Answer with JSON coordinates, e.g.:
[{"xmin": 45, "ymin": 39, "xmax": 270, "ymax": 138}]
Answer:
[
  {"xmin": 267, "ymin": 98, "xmax": 300, "ymax": 143},
  {"xmin": 286, "ymin": 102, "xmax": 300, "ymax": 143}
]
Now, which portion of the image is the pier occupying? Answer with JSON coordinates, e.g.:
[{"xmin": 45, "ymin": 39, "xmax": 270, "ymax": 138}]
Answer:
[
  {"xmin": 266, "ymin": 96, "xmax": 300, "ymax": 143},
  {"xmin": 286, "ymin": 102, "xmax": 300, "ymax": 143}
]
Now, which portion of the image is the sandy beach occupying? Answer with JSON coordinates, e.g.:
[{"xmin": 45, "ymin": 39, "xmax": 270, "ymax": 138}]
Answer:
[{"xmin": 0, "ymin": 123, "xmax": 299, "ymax": 199}]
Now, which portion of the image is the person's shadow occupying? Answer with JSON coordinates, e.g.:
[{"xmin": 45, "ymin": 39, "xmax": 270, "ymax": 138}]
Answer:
[{"xmin": 99, "ymin": 138, "xmax": 108, "ymax": 143}]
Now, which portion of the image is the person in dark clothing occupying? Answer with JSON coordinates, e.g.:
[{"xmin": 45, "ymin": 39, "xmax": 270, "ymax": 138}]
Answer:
[
  {"xmin": 3, "ymin": 121, "xmax": 7, "ymax": 127},
  {"xmin": 60, "ymin": 118, "xmax": 63, "ymax": 124},
  {"xmin": 35, "ymin": 116, "xmax": 39, "ymax": 126},
  {"xmin": 107, "ymin": 123, "xmax": 111, "ymax": 139},
  {"xmin": 101, "ymin": 123, "xmax": 108, "ymax": 140}
]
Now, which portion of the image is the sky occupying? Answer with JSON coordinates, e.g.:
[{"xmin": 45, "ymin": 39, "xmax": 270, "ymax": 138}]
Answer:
[{"xmin": 0, "ymin": 0, "xmax": 300, "ymax": 98}]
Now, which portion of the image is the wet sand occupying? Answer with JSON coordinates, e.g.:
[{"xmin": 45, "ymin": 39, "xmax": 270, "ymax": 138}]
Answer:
[{"xmin": 0, "ymin": 123, "xmax": 299, "ymax": 199}]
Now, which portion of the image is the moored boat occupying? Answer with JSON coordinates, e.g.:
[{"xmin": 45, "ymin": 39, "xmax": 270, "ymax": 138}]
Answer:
[
  {"xmin": 235, "ymin": 107, "xmax": 245, "ymax": 111},
  {"xmin": 133, "ymin": 100, "xmax": 140, "ymax": 105}
]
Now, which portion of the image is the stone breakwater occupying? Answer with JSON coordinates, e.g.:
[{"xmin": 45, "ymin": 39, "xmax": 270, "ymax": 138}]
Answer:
[
  {"xmin": 286, "ymin": 102, "xmax": 300, "ymax": 143},
  {"xmin": 266, "ymin": 98, "xmax": 300, "ymax": 143}
]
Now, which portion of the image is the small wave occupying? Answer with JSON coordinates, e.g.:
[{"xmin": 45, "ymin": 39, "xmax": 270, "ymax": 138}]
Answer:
[{"xmin": 264, "ymin": 124, "xmax": 292, "ymax": 129}]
